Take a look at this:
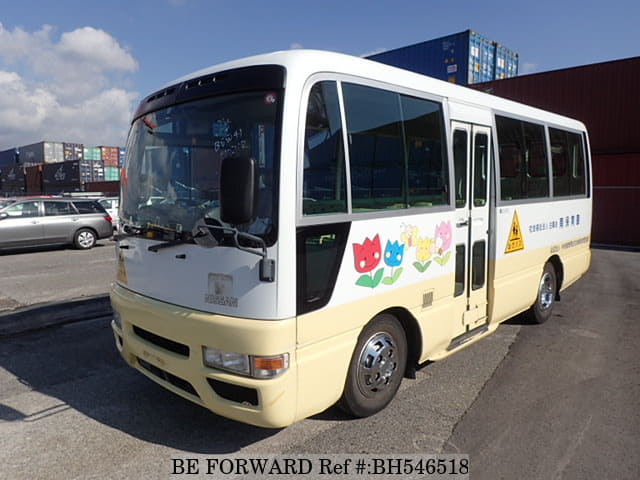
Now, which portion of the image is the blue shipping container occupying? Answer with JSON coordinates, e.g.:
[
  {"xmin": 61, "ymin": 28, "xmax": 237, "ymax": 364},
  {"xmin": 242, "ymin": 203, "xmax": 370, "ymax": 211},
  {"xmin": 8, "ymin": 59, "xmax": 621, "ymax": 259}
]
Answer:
[
  {"xmin": 367, "ymin": 29, "xmax": 518, "ymax": 86},
  {"xmin": 118, "ymin": 147, "xmax": 126, "ymax": 167},
  {"xmin": 494, "ymin": 43, "xmax": 519, "ymax": 79}
]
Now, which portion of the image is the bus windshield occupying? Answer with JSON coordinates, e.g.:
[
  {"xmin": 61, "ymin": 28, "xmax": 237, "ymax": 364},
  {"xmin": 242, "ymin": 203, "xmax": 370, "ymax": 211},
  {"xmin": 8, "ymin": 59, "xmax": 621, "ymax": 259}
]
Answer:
[{"xmin": 121, "ymin": 90, "xmax": 280, "ymax": 244}]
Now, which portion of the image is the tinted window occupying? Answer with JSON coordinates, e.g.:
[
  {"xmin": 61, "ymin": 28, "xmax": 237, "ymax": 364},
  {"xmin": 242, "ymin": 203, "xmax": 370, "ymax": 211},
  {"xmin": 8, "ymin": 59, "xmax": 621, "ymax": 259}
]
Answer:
[
  {"xmin": 496, "ymin": 115, "xmax": 549, "ymax": 201},
  {"xmin": 342, "ymin": 83, "xmax": 448, "ymax": 211},
  {"xmin": 549, "ymin": 128, "xmax": 586, "ymax": 197},
  {"xmin": 453, "ymin": 130, "xmax": 468, "ymax": 208},
  {"xmin": 303, "ymin": 81, "xmax": 347, "ymax": 215},
  {"xmin": 44, "ymin": 201, "xmax": 74, "ymax": 216},
  {"xmin": 73, "ymin": 201, "xmax": 104, "ymax": 214},
  {"xmin": 343, "ymin": 83, "xmax": 404, "ymax": 211},
  {"xmin": 297, "ymin": 223, "xmax": 350, "ymax": 314},
  {"xmin": 401, "ymin": 95, "xmax": 448, "ymax": 208},
  {"xmin": 471, "ymin": 241, "xmax": 486, "ymax": 290},
  {"xmin": 473, "ymin": 133, "xmax": 489, "ymax": 207}
]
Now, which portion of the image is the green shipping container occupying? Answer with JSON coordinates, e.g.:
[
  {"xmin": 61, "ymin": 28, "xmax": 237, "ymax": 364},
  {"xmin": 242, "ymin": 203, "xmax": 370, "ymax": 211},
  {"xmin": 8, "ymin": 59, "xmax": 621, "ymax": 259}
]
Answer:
[
  {"xmin": 104, "ymin": 166, "xmax": 120, "ymax": 181},
  {"xmin": 83, "ymin": 147, "xmax": 102, "ymax": 161}
]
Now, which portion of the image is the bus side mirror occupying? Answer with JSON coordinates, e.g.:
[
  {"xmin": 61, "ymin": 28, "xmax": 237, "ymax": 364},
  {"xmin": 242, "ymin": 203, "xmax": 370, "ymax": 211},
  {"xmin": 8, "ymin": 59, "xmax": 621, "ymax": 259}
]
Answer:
[{"xmin": 219, "ymin": 156, "xmax": 258, "ymax": 225}]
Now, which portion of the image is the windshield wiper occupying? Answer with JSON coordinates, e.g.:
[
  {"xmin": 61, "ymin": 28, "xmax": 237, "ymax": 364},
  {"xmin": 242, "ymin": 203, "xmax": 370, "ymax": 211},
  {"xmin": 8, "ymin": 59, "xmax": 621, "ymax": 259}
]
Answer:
[{"xmin": 147, "ymin": 237, "xmax": 193, "ymax": 252}]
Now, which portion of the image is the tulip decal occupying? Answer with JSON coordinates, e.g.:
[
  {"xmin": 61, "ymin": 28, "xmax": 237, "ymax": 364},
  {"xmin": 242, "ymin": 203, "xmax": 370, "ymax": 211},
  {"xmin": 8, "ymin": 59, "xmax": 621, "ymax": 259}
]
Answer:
[
  {"xmin": 353, "ymin": 234, "xmax": 381, "ymax": 273},
  {"xmin": 433, "ymin": 221, "xmax": 452, "ymax": 266},
  {"xmin": 413, "ymin": 237, "xmax": 433, "ymax": 273},
  {"xmin": 353, "ymin": 235, "xmax": 384, "ymax": 288},
  {"xmin": 382, "ymin": 240, "xmax": 404, "ymax": 285}
]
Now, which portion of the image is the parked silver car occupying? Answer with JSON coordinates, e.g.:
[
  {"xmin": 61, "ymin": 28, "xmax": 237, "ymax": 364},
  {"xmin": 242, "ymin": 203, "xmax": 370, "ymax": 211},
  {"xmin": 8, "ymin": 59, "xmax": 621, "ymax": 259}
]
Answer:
[{"xmin": 0, "ymin": 197, "xmax": 113, "ymax": 251}]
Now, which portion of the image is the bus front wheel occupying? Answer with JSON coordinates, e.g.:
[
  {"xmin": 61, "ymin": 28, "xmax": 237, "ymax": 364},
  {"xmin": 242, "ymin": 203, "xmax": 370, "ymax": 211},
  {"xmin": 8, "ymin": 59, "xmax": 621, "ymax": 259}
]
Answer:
[
  {"xmin": 530, "ymin": 262, "xmax": 557, "ymax": 324},
  {"xmin": 338, "ymin": 314, "xmax": 407, "ymax": 418}
]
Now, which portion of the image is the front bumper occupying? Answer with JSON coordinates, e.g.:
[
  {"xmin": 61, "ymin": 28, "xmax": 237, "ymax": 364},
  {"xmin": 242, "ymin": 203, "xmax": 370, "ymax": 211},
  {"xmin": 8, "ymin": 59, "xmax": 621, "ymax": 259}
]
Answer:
[{"xmin": 110, "ymin": 283, "xmax": 297, "ymax": 428}]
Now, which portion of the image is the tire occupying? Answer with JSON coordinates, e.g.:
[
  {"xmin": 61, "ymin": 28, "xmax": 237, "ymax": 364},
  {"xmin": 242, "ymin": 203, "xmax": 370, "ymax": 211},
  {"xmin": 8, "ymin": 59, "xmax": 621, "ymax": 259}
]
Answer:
[
  {"xmin": 338, "ymin": 314, "xmax": 407, "ymax": 418},
  {"xmin": 530, "ymin": 262, "xmax": 557, "ymax": 324},
  {"xmin": 74, "ymin": 228, "xmax": 97, "ymax": 250}
]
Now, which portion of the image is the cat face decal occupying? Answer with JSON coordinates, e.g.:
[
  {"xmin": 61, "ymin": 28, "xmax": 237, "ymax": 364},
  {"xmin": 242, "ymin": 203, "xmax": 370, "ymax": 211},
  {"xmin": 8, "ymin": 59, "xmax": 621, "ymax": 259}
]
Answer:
[
  {"xmin": 435, "ymin": 221, "xmax": 452, "ymax": 254},
  {"xmin": 384, "ymin": 240, "xmax": 405, "ymax": 267},
  {"xmin": 353, "ymin": 235, "xmax": 382, "ymax": 273}
]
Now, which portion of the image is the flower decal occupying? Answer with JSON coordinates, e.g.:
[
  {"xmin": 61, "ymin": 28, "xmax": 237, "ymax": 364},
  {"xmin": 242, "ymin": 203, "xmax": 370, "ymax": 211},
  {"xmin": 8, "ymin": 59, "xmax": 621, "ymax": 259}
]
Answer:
[
  {"xmin": 434, "ymin": 221, "xmax": 452, "ymax": 254},
  {"xmin": 416, "ymin": 237, "xmax": 433, "ymax": 262},
  {"xmin": 353, "ymin": 235, "xmax": 381, "ymax": 274},
  {"xmin": 384, "ymin": 240, "xmax": 404, "ymax": 267},
  {"xmin": 413, "ymin": 237, "xmax": 434, "ymax": 273},
  {"xmin": 400, "ymin": 224, "xmax": 419, "ymax": 249}
]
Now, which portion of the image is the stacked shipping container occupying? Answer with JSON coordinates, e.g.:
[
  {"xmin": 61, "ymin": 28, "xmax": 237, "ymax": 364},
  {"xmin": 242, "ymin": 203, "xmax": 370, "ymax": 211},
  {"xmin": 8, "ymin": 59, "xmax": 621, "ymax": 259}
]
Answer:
[
  {"xmin": 472, "ymin": 56, "xmax": 640, "ymax": 247},
  {"xmin": 367, "ymin": 30, "xmax": 518, "ymax": 85},
  {"xmin": 0, "ymin": 148, "xmax": 19, "ymax": 167},
  {"xmin": 63, "ymin": 143, "xmax": 84, "ymax": 161},
  {"xmin": 19, "ymin": 141, "xmax": 64, "ymax": 164},
  {"xmin": 0, "ymin": 165, "xmax": 26, "ymax": 195},
  {"xmin": 0, "ymin": 141, "xmax": 125, "ymax": 196}
]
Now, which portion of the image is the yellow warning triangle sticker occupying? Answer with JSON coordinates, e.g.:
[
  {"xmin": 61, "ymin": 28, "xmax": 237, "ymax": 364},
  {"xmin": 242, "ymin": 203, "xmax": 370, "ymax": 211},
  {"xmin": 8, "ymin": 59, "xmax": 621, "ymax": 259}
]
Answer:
[{"xmin": 505, "ymin": 210, "xmax": 525, "ymax": 254}]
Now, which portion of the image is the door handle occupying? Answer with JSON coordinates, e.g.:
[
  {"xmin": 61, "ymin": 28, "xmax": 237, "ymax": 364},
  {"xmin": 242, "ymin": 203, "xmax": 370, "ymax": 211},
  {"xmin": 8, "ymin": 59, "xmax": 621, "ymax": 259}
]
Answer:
[{"xmin": 456, "ymin": 219, "xmax": 469, "ymax": 228}]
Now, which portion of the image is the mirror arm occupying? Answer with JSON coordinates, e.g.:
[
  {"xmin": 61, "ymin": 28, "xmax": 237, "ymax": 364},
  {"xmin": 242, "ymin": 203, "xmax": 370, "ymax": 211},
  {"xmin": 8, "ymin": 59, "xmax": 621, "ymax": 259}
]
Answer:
[{"xmin": 197, "ymin": 225, "xmax": 275, "ymax": 282}]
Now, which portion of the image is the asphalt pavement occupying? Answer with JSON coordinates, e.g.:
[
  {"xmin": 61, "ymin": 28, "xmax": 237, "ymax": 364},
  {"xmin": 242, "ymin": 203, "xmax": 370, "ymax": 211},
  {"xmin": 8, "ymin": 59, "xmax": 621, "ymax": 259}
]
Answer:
[
  {"xmin": 0, "ymin": 242, "xmax": 115, "ymax": 336},
  {"xmin": 1, "ymin": 246, "xmax": 638, "ymax": 479}
]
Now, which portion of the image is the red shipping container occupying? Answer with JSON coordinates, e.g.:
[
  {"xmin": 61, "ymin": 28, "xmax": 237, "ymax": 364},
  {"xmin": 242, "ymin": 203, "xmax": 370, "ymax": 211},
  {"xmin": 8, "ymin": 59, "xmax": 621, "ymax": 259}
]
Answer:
[
  {"xmin": 25, "ymin": 165, "xmax": 43, "ymax": 194},
  {"xmin": 592, "ymin": 153, "xmax": 640, "ymax": 187},
  {"xmin": 85, "ymin": 181, "xmax": 120, "ymax": 194},
  {"xmin": 101, "ymin": 146, "xmax": 120, "ymax": 167},
  {"xmin": 592, "ymin": 187, "xmax": 640, "ymax": 247},
  {"xmin": 473, "ymin": 57, "xmax": 640, "ymax": 155}
]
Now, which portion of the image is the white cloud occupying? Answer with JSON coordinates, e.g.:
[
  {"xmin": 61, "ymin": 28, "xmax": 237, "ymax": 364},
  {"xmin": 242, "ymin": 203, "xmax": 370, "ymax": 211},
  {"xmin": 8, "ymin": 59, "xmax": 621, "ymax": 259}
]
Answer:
[
  {"xmin": 0, "ymin": 23, "xmax": 138, "ymax": 149},
  {"xmin": 521, "ymin": 62, "xmax": 538, "ymax": 74},
  {"xmin": 289, "ymin": 43, "xmax": 304, "ymax": 50}
]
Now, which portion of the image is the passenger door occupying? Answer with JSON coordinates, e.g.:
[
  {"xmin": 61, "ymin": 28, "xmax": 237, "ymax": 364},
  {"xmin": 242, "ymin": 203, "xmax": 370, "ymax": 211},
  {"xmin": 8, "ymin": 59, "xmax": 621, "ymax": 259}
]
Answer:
[
  {"xmin": 0, "ymin": 200, "xmax": 44, "ymax": 248},
  {"xmin": 451, "ymin": 122, "xmax": 491, "ymax": 342},
  {"xmin": 42, "ymin": 201, "xmax": 78, "ymax": 244}
]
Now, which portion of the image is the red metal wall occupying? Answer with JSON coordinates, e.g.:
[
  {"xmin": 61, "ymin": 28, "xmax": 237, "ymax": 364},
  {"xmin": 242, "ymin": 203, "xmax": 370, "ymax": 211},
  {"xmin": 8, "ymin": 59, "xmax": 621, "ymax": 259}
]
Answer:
[
  {"xmin": 472, "ymin": 57, "xmax": 640, "ymax": 247},
  {"xmin": 592, "ymin": 153, "xmax": 640, "ymax": 246},
  {"xmin": 473, "ymin": 57, "xmax": 640, "ymax": 155}
]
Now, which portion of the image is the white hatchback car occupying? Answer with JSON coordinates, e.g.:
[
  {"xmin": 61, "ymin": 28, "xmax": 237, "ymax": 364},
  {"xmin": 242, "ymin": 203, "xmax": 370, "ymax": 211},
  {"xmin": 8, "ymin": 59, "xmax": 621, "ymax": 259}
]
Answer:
[{"xmin": 97, "ymin": 197, "xmax": 119, "ymax": 231}]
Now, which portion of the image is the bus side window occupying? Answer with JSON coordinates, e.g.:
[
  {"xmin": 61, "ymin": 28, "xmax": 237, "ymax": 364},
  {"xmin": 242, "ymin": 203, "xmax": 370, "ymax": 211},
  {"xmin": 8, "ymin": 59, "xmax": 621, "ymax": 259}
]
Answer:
[
  {"xmin": 550, "ymin": 127, "xmax": 587, "ymax": 197},
  {"xmin": 341, "ymin": 83, "xmax": 448, "ymax": 211},
  {"xmin": 401, "ymin": 94, "xmax": 448, "ymax": 208},
  {"xmin": 342, "ymin": 83, "xmax": 405, "ymax": 211},
  {"xmin": 496, "ymin": 115, "xmax": 549, "ymax": 201},
  {"xmin": 303, "ymin": 81, "xmax": 347, "ymax": 215},
  {"xmin": 297, "ymin": 223, "xmax": 350, "ymax": 315}
]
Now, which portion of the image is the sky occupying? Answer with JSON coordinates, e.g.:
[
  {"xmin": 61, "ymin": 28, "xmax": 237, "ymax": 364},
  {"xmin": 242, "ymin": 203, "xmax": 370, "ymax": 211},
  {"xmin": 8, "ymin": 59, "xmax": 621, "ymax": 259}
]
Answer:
[{"xmin": 1, "ymin": 0, "xmax": 638, "ymax": 150}]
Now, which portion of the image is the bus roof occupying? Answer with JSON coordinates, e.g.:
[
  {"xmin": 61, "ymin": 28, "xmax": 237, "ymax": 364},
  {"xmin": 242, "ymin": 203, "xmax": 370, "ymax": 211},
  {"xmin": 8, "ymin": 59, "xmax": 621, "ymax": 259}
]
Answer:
[{"xmin": 161, "ymin": 49, "xmax": 586, "ymax": 131}]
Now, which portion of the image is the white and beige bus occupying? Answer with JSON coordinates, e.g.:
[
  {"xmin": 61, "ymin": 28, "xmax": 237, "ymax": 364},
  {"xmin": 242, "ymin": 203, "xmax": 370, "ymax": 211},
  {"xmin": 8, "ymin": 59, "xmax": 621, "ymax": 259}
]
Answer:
[{"xmin": 110, "ymin": 50, "xmax": 591, "ymax": 428}]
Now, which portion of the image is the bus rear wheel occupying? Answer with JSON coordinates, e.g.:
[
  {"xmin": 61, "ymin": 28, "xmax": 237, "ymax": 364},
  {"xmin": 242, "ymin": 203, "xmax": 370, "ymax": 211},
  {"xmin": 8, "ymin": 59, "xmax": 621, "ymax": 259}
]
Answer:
[
  {"xmin": 338, "ymin": 314, "xmax": 407, "ymax": 418},
  {"xmin": 530, "ymin": 262, "xmax": 557, "ymax": 324}
]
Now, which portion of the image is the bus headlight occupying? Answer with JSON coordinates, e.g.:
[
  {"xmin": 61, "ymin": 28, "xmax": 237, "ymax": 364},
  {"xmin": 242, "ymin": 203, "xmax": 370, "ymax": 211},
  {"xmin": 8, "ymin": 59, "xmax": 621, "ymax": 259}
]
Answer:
[
  {"xmin": 203, "ymin": 347, "xmax": 289, "ymax": 379},
  {"xmin": 203, "ymin": 347, "xmax": 250, "ymax": 375}
]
